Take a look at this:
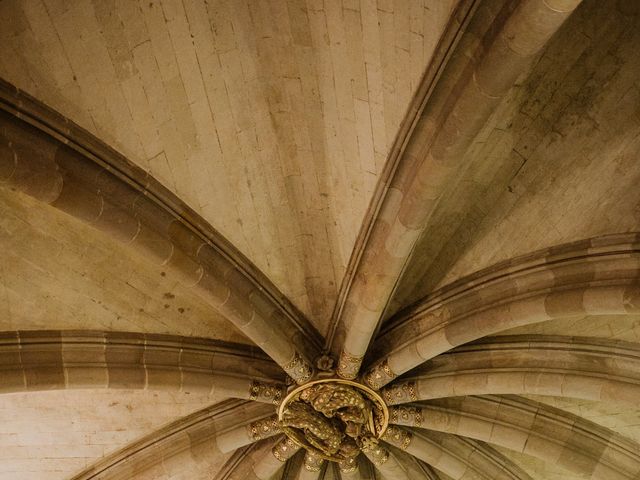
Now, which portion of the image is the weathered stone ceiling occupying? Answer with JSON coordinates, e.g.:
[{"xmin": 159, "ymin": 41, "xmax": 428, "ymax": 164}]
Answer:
[
  {"xmin": 528, "ymin": 395, "xmax": 640, "ymax": 445},
  {"xmin": 0, "ymin": 0, "xmax": 639, "ymax": 480},
  {"xmin": 495, "ymin": 391, "xmax": 640, "ymax": 480},
  {"xmin": 116, "ymin": 446, "xmax": 234, "ymax": 480},
  {"xmin": 499, "ymin": 313, "xmax": 640, "ymax": 480},
  {"xmin": 0, "ymin": 0, "xmax": 458, "ymax": 333},
  {"xmin": 503, "ymin": 314, "xmax": 640, "ymax": 343},
  {"xmin": 0, "ymin": 186, "xmax": 248, "ymax": 343},
  {"xmin": 492, "ymin": 446, "xmax": 579, "ymax": 480},
  {"xmin": 390, "ymin": 0, "xmax": 640, "ymax": 314},
  {"xmin": 0, "ymin": 389, "xmax": 224, "ymax": 480}
]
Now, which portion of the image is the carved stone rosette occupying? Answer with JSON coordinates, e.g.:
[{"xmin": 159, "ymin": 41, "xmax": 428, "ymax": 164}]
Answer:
[{"xmin": 277, "ymin": 379, "xmax": 389, "ymax": 463}]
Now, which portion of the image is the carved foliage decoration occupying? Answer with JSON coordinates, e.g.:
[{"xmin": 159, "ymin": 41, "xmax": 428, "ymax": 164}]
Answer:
[{"xmin": 277, "ymin": 379, "xmax": 389, "ymax": 462}]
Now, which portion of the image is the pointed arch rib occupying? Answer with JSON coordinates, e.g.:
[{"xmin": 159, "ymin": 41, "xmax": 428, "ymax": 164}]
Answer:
[
  {"xmin": 388, "ymin": 450, "xmax": 445, "ymax": 480},
  {"xmin": 338, "ymin": 454, "xmax": 380, "ymax": 480},
  {"xmin": 71, "ymin": 400, "xmax": 277, "ymax": 480},
  {"xmin": 296, "ymin": 452, "xmax": 326, "ymax": 480},
  {"xmin": 337, "ymin": 455, "xmax": 360, "ymax": 480},
  {"xmin": 364, "ymin": 444, "xmax": 446, "ymax": 480},
  {"xmin": 334, "ymin": 0, "xmax": 583, "ymax": 379},
  {"xmin": 364, "ymin": 234, "xmax": 640, "ymax": 388},
  {"xmin": 390, "ymin": 396, "xmax": 640, "ymax": 480},
  {"xmin": 412, "ymin": 458, "xmax": 444, "ymax": 480},
  {"xmin": 381, "ymin": 336, "xmax": 640, "ymax": 406},
  {"xmin": 0, "ymin": 330, "xmax": 287, "ymax": 402},
  {"xmin": 251, "ymin": 437, "xmax": 301, "ymax": 480},
  {"xmin": 383, "ymin": 426, "xmax": 532, "ymax": 480},
  {"xmin": 356, "ymin": 455, "xmax": 378, "ymax": 480},
  {"xmin": 218, "ymin": 436, "xmax": 300, "ymax": 480},
  {"xmin": 213, "ymin": 444, "xmax": 258, "ymax": 480},
  {"xmin": 363, "ymin": 444, "xmax": 412, "ymax": 480},
  {"xmin": 388, "ymin": 448, "xmax": 452, "ymax": 480},
  {"xmin": 0, "ymin": 82, "xmax": 318, "ymax": 383}
]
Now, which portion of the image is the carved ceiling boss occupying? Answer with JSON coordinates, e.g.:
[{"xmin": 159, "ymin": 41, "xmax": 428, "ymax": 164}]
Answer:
[{"xmin": 278, "ymin": 379, "xmax": 389, "ymax": 463}]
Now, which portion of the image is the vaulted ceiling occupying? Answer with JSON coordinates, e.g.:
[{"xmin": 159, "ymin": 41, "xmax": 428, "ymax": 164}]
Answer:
[
  {"xmin": 1, "ymin": 0, "xmax": 640, "ymax": 479},
  {"xmin": 0, "ymin": 0, "xmax": 459, "ymax": 333}
]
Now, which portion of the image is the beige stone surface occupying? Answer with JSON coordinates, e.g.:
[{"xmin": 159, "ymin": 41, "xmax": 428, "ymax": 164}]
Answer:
[
  {"xmin": 0, "ymin": 0, "xmax": 639, "ymax": 479},
  {"xmin": 106, "ymin": 438, "xmax": 235, "ymax": 480},
  {"xmin": 336, "ymin": 0, "xmax": 583, "ymax": 378},
  {"xmin": 505, "ymin": 315, "xmax": 640, "ymax": 456},
  {"xmin": 503, "ymin": 314, "xmax": 640, "ymax": 343},
  {"xmin": 392, "ymin": 0, "xmax": 640, "ymax": 312},
  {"xmin": 0, "ymin": 389, "xmax": 223, "ymax": 480},
  {"xmin": 526, "ymin": 395, "xmax": 640, "ymax": 445},
  {"xmin": 492, "ymin": 446, "xmax": 583, "ymax": 480},
  {"xmin": 366, "ymin": 234, "xmax": 640, "ymax": 388},
  {"xmin": 0, "ymin": 0, "xmax": 457, "ymax": 332},
  {"xmin": 0, "ymin": 185, "xmax": 247, "ymax": 343},
  {"xmin": 502, "ymin": 312, "xmax": 640, "ymax": 469},
  {"xmin": 389, "ymin": 396, "xmax": 640, "ymax": 479},
  {"xmin": 0, "ymin": 103, "xmax": 318, "ymax": 379}
]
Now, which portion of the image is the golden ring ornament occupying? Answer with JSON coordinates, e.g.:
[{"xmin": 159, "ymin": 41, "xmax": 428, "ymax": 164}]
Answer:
[{"xmin": 277, "ymin": 378, "xmax": 389, "ymax": 462}]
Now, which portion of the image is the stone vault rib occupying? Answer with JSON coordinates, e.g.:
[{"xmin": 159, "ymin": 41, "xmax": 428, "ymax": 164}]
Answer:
[
  {"xmin": 383, "ymin": 426, "xmax": 532, "ymax": 480},
  {"xmin": 325, "ymin": 0, "xmax": 480, "ymax": 352},
  {"xmin": 235, "ymin": 437, "xmax": 301, "ymax": 480},
  {"xmin": 381, "ymin": 335, "xmax": 640, "ymax": 406},
  {"xmin": 362, "ymin": 444, "xmax": 411, "ymax": 480},
  {"xmin": 354, "ymin": 455, "xmax": 378, "ymax": 480},
  {"xmin": 334, "ymin": 0, "xmax": 584, "ymax": 380},
  {"xmin": 218, "ymin": 438, "xmax": 445, "ymax": 480},
  {"xmin": 0, "ymin": 81, "xmax": 320, "ymax": 382},
  {"xmin": 213, "ymin": 445, "xmax": 259, "ymax": 480},
  {"xmin": 384, "ymin": 449, "xmax": 445, "ymax": 480},
  {"xmin": 70, "ymin": 399, "xmax": 278, "ymax": 480},
  {"xmin": 278, "ymin": 450, "xmax": 306, "ymax": 480},
  {"xmin": 390, "ymin": 395, "xmax": 640, "ymax": 480},
  {"xmin": 297, "ymin": 451, "xmax": 326, "ymax": 480},
  {"xmin": 337, "ymin": 455, "xmax": 359, "ymax": 480},
  {"xmin": 0, "ymin": 330, "xmax": 286, "ymax": 400},
  {"xmin": 396, "ymin": 448, "xmax": 441, "ymax": 480},
  {"xmin": 364, "ymin": 233, "xmax": 640, "ymax": 389},
  {"xmin": 213, "ymin": 436, "xmax": 300, "ymax": 480}
]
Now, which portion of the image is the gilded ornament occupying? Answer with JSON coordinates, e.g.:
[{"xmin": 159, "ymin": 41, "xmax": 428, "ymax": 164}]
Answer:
[
  {"xmin": 247, "ymin": 416, "xmax": 280, "ymax": 441},
  {"xmin": 338, "ymin": 457, "xmax": 358, "ymax": 473},
  {"xmin": 272, "ymin": 437, "xmax": 297, "ymax": 462},
  {"xmin": 249, "ymin": 380, "xmax": 285, "ymax": 405},
  {"xmin": 364, "ymin": 359, "xmax": 397, "ymax": 390},
  {"xmin": 303, "ymin": 452, "xmax": 325, "ymax": 472},
  {"xmin": 383, "ymin": 425, "xmax": 413, "ymax": 450},
  {"xmin": 390, "ymin": 405, "xmax": 423, "ymax": 427},
  {"xmin": 382, "ymin": 380, "xmax": 418, "ymax": 405},
  {"xmin": 283, "ymin": 351, "xmax": 314, "ymax": 384},
  {"xmin": 363, "ymin": 444, "xmax": 389, "ymax": 466},
  {"xmin": 277, "ymin": 378, "xmax": 389, "ymax": 463}
]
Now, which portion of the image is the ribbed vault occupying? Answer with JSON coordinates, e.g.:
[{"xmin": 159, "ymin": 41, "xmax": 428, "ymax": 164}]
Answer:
[{"xmin": 1, "ymin": 0, "xmax": 640, "ymax": 479}]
